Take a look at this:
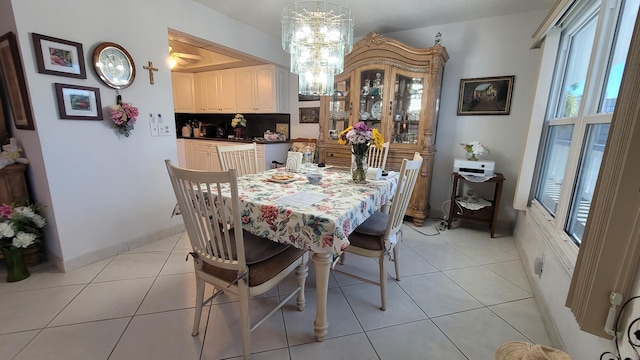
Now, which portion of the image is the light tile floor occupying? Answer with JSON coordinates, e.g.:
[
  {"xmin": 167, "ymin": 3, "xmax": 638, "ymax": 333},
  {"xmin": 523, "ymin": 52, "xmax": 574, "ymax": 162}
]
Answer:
[{"xmin": 0, "ymin": 219, "xmax": 552, "ymax": 360}]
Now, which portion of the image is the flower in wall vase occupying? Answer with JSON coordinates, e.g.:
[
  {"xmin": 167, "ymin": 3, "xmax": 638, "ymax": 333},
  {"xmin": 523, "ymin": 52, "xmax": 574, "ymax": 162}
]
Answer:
[{"xmin": 2, "ymin": 247, "xmax": 30, "ymax": 282}]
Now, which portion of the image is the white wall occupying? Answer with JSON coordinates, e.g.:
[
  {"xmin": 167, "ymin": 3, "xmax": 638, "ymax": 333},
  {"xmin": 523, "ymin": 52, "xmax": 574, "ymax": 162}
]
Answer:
[
  {"xmin": 386, "ymin": 11, "xmax": 547, "ymax": 228},
  {"xmin": 4, "ymin": 0, "xmax": 290, "ymax": 270},
  {"xmin": 514, "ymin": 211, "xmax": 616, "ymax": 358}
]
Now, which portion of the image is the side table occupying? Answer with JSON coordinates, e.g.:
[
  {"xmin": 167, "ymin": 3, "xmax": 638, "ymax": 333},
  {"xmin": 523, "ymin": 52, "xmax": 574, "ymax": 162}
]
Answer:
[{"xmin": 446, "ymin": 172, "xmax": 505, "ymax": 237}]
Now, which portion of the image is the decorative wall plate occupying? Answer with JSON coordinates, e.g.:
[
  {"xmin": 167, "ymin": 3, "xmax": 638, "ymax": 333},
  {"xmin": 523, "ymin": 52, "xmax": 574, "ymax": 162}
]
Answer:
[{"xmin": 371, "ymin": 100, "xmax": 382, "ymax": 120}]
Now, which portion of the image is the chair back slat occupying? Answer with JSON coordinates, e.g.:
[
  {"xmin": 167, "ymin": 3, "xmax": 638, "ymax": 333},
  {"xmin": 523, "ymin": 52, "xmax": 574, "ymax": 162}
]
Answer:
[
  {"xmin": 165, "ymin": 160, "xmax": 247, "ymax": 269},
  {"xmin": 385, "ymin": 153, "xmax": 423, "ymax": 238},
  {"xmin": 367, "ymin": 142, "xmax": 390, "ymax": 170},
  {"xmin": 218, "ymin": 142, "xmax": 260, "ymax": 176}
]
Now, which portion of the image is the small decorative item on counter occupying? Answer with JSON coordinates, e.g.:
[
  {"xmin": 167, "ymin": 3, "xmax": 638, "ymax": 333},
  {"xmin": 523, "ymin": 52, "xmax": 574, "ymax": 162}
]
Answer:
[
  {"xmin": 181, "ymin": 124, "xmax": 192, "ymax": 137},
  {"xmin": 109, "ymin": 95, "xmax": 138, "ymax": 137},
  {"xmin": 338, "ymin": 122, "xmax": 384, "ymax": 183},
  {"xmin": 0, "ymin": 202, "xmax": 46, "ymax": 282},
  {"xmin": 460, "ymin": 140, "xmax": 489, "ymax": 161},
  {"xmin": 0, "ymin": 138, "xmax": 30, "ymax": 169},
  {"xmin": 231, "ymin": 114, "xmax": 247, "ymax": 139}
]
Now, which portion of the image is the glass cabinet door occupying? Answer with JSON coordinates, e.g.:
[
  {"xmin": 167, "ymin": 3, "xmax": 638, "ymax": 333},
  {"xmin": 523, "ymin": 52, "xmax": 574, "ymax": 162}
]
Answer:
[
  {"xmin": 328, "ymin": 78, "xmax": 351, "ymax": 140},
  {"xmin": 391, "ymin": 72, "xmax": 424, "ymax": 144},
  {"xmin": 356, "ymin": 69, "xmax": 386, "ymax": 134}
]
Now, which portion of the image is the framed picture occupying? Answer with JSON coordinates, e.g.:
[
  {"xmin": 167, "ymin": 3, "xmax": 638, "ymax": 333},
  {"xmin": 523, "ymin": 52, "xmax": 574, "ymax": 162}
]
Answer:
[
  {"xmin": 299, "ymin": 107, "xmax": 320, "ymax": 123},
  {"xmin": 54, "ymin": 83, "xmax": 103, "ymax": 120},
  {"xmin": 457, "ymin": 75, "xmax": 515, "ymax": 115},
  {"xmin": 276, "ymin": 123, "xmax": 289, "ymax": 139},
  {"xmin": 0, "ymin": 31, "xmax": 35, "ymax": 130},
  {"xmin": 32, "ymin": 33, "xmax": 86, "ymax": 79}
]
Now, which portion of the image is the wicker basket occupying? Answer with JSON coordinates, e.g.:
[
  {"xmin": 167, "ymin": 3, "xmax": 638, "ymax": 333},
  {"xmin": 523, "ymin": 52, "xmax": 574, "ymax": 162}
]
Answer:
[{"xmin": 0, "ymin": 244, "xmax": 43, "ymax": 267}]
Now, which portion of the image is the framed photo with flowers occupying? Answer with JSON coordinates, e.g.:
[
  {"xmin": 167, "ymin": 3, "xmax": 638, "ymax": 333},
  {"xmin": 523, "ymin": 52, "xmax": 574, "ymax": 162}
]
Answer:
[
  {"xmin": 457, "ymin": 75, "xmax": 515, "ymax": 115},
  {"xmin": 32, "ymin": 33, "xmax": 86, "ymax": 79},
  {"xmin": 54, "ymin": 83, "xmax": 102, "ymax": 120}
]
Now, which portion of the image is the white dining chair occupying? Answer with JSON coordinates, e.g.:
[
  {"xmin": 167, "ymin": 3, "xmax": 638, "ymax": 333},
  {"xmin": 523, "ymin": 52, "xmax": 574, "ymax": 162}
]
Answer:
[
  {"xmin": 333, "ymin": 153, "xmax": 423, "ymax": 311},
  {"xmin": 218, "ymin": 142, "xmax": 260, "ymax": 176},
  {"xmin": 367, "ymin": 141, "xmax": 390, "ymax": 170},
  {"xmin": 165, "ymin": 160, "xmax": 308, "ymax": 360}
]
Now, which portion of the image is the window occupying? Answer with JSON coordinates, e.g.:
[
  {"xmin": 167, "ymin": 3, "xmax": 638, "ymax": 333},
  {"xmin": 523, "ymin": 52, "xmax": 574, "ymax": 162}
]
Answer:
[{"xmin": 534, "ymin": 0, "xmax": 639, "ymax": 245}]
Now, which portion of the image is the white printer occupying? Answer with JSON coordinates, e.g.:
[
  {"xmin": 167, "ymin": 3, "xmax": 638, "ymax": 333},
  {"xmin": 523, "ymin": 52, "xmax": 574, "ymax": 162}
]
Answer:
[{"xmin": 453, "ymin": 159, "xmax": 495, "ymax": 177}]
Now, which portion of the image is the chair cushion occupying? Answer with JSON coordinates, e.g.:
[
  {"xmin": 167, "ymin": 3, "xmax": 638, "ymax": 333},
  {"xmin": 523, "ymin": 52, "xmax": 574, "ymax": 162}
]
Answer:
[
  {"xmin": 346, "ymin": 212, "xmax": 389, "ymax": 251},
  {"xmin": 229, "ymin": 228, "xmax": 291, "ymax": 265},
  {"xmin": 202, "ymin": 246, "xmax": 306, "ymax": 287},
  {"xmin": 354, "ymin": 212, "xmax": 388, "ymax": 236}
]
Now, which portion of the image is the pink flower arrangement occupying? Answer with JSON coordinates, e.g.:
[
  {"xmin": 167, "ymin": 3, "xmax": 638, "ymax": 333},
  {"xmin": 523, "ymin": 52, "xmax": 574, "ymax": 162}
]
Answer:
[{"xmin": 109, "ymin": 101, "xmax": 138, "ymax": 137}]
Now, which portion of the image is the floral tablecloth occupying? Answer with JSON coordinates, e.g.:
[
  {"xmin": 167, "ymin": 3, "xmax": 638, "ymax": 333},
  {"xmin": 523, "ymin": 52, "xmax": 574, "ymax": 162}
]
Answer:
[
  {"xmin": 216, "ymin": 168, "xmax": 397, "ymax": 255},
  {"xmin": 237, "ymin": 168, "xmax": 397, "ymax": 255}
]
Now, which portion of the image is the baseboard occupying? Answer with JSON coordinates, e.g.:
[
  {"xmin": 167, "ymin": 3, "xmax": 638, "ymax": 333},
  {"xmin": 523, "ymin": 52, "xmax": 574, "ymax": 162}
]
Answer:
[
  {"xmin": 514, "ymin": 234, "xmax": 565, "ymax": 350},
  {"xmin": 50, "ymin": 223, "xmax": 185, "ymax": 272}
]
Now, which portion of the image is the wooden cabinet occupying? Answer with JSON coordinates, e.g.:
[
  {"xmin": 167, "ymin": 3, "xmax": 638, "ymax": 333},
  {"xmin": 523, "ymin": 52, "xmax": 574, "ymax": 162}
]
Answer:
[
  {"xmin": 171, "ymin": 72, "xmax": 196, "ymax": 112},
  {"xmin": 447, "ymin": 173, "xmax": 505, "ymax": 237},
  {"xmin": 318, "ymin": 32, "xmax": 448, "ymax": 226},
  {"xmin": 177, "ymin": 139, "xmax": 196, "ymax": 168},
  {"xmin": 0, "ymin": 164, "xmax": 29, "ymax": 206},
  {"xmin": 235, "ymin": 65, "xmax": 289, "ymax": 113},
  {"xmin": 194, "ymin": 141, "xmax": 220, "ymax": 171}
]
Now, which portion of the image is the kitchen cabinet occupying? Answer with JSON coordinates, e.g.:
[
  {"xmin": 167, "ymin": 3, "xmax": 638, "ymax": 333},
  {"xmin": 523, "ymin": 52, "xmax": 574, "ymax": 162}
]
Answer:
[
  {"xmin": 197, "ymin": 69, "xmax": 237, "ymax": 113},
  {"xmin": 318, "ymin": 32, "xmax": 448, "ymax": 226},
  {"xmin": 182, "ymin": 139, "xmax": 289, "ymax": 173},
  {"xmin": 235, "ymin": 65, "xmax": 289, "ymax": 113},
  {"xmin": 171, "ymin": 72, "xmax": 196, "ymax": 112}
]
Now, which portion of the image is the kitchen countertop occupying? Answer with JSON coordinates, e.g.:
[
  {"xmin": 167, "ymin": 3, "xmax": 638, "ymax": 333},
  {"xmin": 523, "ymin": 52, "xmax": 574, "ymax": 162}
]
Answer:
[{"xmin": 177, "ymin": 136, "xmax": 289, "ymax": 145}]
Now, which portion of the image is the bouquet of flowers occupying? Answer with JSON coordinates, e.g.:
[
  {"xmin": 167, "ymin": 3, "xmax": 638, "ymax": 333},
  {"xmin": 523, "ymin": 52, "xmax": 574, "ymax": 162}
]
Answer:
[
  {"xmin": 231, "ymin": 114, "xmax": 247, "ymax": 128},
  {"xmin": 460, "ymin": 141, "xmax": 489, "ymax": 160},
  {"xmin": 110, "ymin": 100, "xmax": 139, "ymax": 137},
  {"xmin": 338, "ymin": 122, "xmax": 384, "ymax": 182},
  {"xmin": 0, "ymin": 203, "xmax": 46, "ymax": 250}
]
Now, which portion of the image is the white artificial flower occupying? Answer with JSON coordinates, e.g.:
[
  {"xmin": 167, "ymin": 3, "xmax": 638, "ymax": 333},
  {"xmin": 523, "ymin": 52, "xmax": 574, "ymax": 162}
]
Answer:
[
  {"xmin": 12, "ymin": 232, "xmax": 36, "ymax": 248},
  {"xmin": 472, "ymin": 143, "xmax": 486, "ymax": 156},
  {"xmin": 0, "ymin": 222, "xmax": 14, "ymax": 238}
]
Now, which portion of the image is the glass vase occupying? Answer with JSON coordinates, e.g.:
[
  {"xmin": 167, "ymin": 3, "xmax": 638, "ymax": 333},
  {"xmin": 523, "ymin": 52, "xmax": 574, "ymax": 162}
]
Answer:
[
  {"xmin": 466, "ymin": 152, "xmax": 478, "ymax": 161},
  {"xmin": 351, "ymin": 154, "xmax": 368, "ymax": 184},
  {"xmin": 2, "ymin": 247, "xmax": 30, "ymax": 282}
]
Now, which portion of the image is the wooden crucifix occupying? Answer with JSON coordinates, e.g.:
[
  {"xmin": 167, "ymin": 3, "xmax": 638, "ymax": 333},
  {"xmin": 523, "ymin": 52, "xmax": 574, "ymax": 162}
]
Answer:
[{"xmin": 143, "ymin": 61, "xmax": 158, "ymax": 85}]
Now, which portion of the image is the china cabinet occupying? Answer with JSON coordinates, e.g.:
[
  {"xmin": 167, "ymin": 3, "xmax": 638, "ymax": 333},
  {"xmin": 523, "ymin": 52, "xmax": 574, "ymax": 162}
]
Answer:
[{"xmin": 318, "ymin": 32, "xmax": 448, "ymax": 225}]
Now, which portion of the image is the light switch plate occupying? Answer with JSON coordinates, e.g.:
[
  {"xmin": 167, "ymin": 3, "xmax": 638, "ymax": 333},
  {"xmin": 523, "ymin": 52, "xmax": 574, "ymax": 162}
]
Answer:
[{"xmin": 149, "ymin": 113, "xmax": 159, "ymax": 137}]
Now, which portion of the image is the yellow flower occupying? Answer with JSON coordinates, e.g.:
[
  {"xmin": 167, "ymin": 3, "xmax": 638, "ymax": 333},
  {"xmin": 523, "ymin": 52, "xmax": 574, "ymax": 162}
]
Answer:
[
  {"xmin": 337, "ymin": 126, "xmax": 353, "ymax": 145},
  {"xmin": 372, "ymin": 128, "xmax": 384, "ymax": 149}
]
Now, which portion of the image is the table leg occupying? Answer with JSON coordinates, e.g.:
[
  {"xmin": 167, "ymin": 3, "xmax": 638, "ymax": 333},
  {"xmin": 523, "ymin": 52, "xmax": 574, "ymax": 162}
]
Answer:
[{"xmin": 312, "ymin": 252, "xmax": 331, "ymax": 341}]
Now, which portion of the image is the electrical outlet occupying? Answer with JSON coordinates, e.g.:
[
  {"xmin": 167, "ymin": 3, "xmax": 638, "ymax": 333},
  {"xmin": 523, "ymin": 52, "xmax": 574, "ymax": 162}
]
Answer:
[
  {"xmin": 149, "ymin": 113, "xmax": 159, "ymax": 137},
  {"xmin": 534, "ymin": 255, "xmax": 544, "ymax": 277}
]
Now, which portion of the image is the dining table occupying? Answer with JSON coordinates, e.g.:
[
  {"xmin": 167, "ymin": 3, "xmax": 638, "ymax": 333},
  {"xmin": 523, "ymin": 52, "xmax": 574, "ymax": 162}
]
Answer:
[{"xmin": 176, "ymin": 166, "xmax": 399, "ymax": 341}]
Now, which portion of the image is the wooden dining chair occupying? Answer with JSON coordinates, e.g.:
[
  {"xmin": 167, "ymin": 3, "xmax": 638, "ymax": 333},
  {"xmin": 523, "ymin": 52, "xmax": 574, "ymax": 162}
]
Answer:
[
  {"xmin": 333, "ymin": 153, "xmax": 423, "ymax": 311},
  {"xmin": 165, "ymin": 160, "xmax": 308, "ymax": 359},
  {"xmin": 218, "ymin": 142, "xmax": 260, "ymax": 176},
  {"xmin": 367, "ymin": 142, "xmax": 390, "ymax": 170}
]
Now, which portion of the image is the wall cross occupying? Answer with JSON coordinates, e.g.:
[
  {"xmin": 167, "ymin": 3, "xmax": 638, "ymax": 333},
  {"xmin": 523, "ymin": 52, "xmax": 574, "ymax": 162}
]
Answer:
[{"xmin": 143, "ymin": 61, "xmax": 159, "ymax": 85}]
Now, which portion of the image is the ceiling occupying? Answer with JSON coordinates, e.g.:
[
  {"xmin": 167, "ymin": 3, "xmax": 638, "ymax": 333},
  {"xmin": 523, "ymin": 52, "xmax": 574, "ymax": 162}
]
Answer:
[{"xmin": 170, "ymin": 0, "xmax": 554, "ymax": 73}]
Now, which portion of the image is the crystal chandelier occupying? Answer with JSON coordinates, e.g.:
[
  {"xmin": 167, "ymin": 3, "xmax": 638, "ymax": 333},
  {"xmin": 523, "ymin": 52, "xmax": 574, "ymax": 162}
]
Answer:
[{"xmin": 282, "ymin": 1, "xmax": 354, "ymax": 96}]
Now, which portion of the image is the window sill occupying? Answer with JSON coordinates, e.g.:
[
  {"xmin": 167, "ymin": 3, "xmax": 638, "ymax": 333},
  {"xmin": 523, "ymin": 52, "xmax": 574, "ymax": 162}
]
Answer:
[{"xmin": 528, "ymin": 200, "xmax": 579, "ymax": 276}]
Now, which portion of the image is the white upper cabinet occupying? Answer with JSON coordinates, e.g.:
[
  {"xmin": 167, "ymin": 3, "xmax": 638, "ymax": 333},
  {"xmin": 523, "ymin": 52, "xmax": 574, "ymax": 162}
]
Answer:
[
  {"xmin": 198, "ymin": 69, "xmax": 237, "ymax": 113},
  {"xmin": 171, "ymin": 72, "xmax": 196, "ymax": 113},
  {"xmin": 236, "ymin": 65, "xmax": 289, "ymax": 113}
]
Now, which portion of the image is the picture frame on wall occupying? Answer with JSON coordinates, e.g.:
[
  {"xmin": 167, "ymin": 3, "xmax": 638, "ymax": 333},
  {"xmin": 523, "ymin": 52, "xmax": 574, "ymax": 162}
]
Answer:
[
  {"xmin": 54, "ymin": 83, "xmax": 103, "ymax": 120},
  {"xmin": 457, "ymin": 75, "xmax": 515, "ymax": 115},
  {"xmin": 32, "ymin": 33, "xmax": 86, "ymax": 79},
  {"xmin": 0, "ymin": 31, "xmax": 35, "ymax": 130},
  {"xmin": 276, "ymin": 123, "xmax": 289, "ymax": 139},
  {"xmin": 299, "ymin": 107, "xmax": 320, "ymax": 123}
]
